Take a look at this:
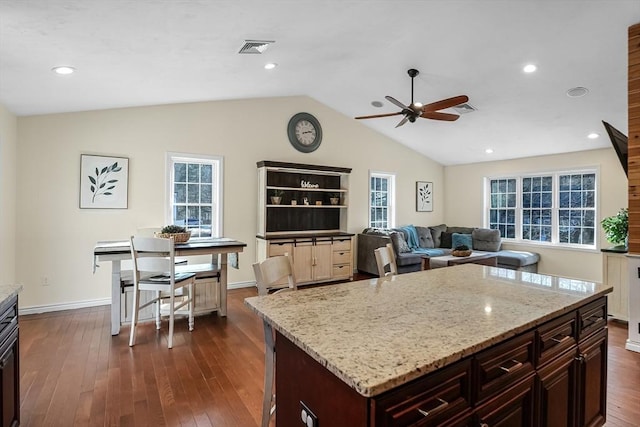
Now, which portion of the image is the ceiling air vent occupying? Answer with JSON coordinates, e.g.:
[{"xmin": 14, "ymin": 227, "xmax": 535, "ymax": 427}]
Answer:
[
  {"xmin": 238, "ymin": 40, "xmax": 275, "ymax": 54},
  {"xmin": 452, "ymin": 103, "xmax": 477, "ymax": 114}
]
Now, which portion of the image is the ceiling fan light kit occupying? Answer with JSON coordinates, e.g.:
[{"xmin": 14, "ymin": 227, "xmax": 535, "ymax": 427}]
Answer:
[{"xmin": 355, "ymin": 68, "xmax": 469, "ymax": 127}]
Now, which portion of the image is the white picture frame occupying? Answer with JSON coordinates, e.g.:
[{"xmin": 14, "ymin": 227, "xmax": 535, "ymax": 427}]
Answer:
[
  {"xmin": 80, "ymin": 154, "xmax": 129, "ymax": 209},
  {"xmin": 416, "ymin": 181, "xmax": 433, "ymax": 212}
]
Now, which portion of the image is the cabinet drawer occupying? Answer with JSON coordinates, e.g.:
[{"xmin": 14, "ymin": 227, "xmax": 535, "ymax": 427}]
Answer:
[
  {"xmin": 332, "ymin": 264, "xmax": 351, "ymax": 279},
  {"xmin": 268, "ymin": 241, "xmax": 294, "ymax": 257},
  {"xmin": 537, "ymin": 311, "xmax": 577, "ymax": 367},
  {"xmin": 333, "ymin": 250, "xmax": 351, "ymax": 264},
  {"xmin": 372, "ymin": 358, "xmax": 472, "ymax": 427},
  {"xmin": 333, "ymin": 238, "xmax": 352, "ymax": 251},
  {"xmin": 474, "ymin": 331, "xmax": 535, "ymax": 404},
  {"xmin": 578, "ymin": 297, "xmax": 607, "ymax": 340}
]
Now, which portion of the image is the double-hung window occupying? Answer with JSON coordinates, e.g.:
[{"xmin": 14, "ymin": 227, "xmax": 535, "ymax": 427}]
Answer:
[
  {"xmin": 486, "ymin": 170, "xmax": 597, "ymax": 248},
  {"xmin": 369, "ymin": 171, "xmax": 395, "ymax": 229},
  {"xmin": 166, "ymin": 153, "xmax": 223, "ymax": 238}
]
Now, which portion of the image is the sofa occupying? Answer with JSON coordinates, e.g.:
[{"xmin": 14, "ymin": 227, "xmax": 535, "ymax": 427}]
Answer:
[{"xmin": 357, "ymin": 224, "xmax": 540, "ymax": 276}]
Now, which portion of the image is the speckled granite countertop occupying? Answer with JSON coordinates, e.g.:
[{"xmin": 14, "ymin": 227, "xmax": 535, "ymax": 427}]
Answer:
[
  {"xmin": 0, "ymin": 284, "xmax": 22, "ymax": 306},
  {"xmin": 245, "ymin": 265, "xmax": 611, "ymax": 397}
]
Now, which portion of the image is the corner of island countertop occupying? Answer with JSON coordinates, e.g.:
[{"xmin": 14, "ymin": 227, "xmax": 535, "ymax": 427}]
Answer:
[{"xmin": 0, "ymin": 284, "xmax": 23, "ymax": 305}]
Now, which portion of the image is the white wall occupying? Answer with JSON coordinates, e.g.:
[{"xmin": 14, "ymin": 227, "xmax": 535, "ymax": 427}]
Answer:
[
  {"xmin": 15, "ymin": 96, "xmax": 445, "ymax": 309},
  {"xmin": 444, "ymin": 148, "xmax": 628, "ymax": 282},
  {"xmin": 0, "ymin": 104, "xmax": 17, "ymax": 285}
]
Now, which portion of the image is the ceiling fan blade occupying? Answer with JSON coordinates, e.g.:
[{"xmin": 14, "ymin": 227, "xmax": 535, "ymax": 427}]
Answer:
[
  {"xmin": 422, "ymin": 95, "xmax": 469, "ymax": 112},
  {"xmin": 395, "ymin": 115, "xmax": 410, "ymax": 128},
  {"xmin": 385, "ymin": 96, "xmax": 409, "ymax": 110},
  {"xmin": 354, "ymin": 112, "xmax": 403, "ymax": 120},
  {"xmin": 421, "ymin": 111, "xmax": 460, "ymax": 121}
]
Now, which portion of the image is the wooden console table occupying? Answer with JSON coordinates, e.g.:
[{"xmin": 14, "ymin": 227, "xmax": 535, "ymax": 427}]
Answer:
[{"xmin": 94, "ymin": 238, "xmax": 246, "ymax": 336}]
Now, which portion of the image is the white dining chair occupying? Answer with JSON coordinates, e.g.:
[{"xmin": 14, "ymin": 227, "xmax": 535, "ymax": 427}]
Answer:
[
  {"xmin": 374, "ymin": 243, "xmax": 398, "ymax": 277},
  {"xmin": 129, "ymin": 235, "xmax": 196, "ymax": 349},
  {"xmin": 252, "ymin": 254, "xmax": 297, "ymax": 427}
]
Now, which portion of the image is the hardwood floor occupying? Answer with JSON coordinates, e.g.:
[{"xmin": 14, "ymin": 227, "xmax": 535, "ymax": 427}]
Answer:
[{"xmin": 18, "ymin": 288, "xmax": 640, "ymax": 426}]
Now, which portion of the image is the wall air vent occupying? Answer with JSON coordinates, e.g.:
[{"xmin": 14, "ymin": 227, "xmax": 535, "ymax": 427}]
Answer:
[
  {"xmin": 238, "ymin": 40, "xmax": 275, "ymax": 54},
  {"xmin": 452, "ymin": 103, "xmax": 477, "ymax": 114}
]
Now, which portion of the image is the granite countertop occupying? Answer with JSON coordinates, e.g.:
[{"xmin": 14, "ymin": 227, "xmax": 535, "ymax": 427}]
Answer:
[
  {"xmin": 245, "ymin": 265, "xmax": 611, "ymax": 398},
  {"xmin": 0, "ymin": 284, "xmax": 22, "ymax": 306}
]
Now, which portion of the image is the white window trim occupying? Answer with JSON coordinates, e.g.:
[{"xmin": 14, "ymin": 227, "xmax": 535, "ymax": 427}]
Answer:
[
  {"xmin": 484, "ymin": 166, "xmax": 600, "ymax": 251},
  {"xmin": 368, "ymin": 170, "xmax": 396, "ymax": 229},
  {"xmin": 165, "ymin": 152, "xmax": 224, "ymax": 238}
]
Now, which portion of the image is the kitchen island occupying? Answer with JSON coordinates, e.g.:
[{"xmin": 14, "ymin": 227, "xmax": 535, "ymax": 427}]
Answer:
[{"xmin": 245, "ymin": 265, "xmax": 612, "ymax": 426}]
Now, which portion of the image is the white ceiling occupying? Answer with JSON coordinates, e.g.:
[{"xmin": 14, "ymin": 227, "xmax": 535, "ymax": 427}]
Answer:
[{"xmin": 1, "ymin": 0, "xmax": 638, "ymax": 165}]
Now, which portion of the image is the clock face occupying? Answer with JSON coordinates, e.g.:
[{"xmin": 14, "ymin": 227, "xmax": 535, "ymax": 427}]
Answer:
[
  {"xmin": 294, "ymin": 120, "xmax": 317, "ymax": 145},
  {"xmin": 288, "ymin": 113, "xmax": 322, "ymax": 153}
]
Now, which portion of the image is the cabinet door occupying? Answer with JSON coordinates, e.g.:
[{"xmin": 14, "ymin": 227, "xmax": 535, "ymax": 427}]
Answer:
[
  {"xmin": 313, "ymin": 240, "xmax": 333, "ymax": 281},
  {"xmin": 576, "ymin": 329, "xmax": 607, "ymax": 427},
  {"xmin": 0, "ymin": 329, "xmax": 19, "ymax": 427},
  {"xmin": 536, "ymin": 348, "xmax": 577, "ymax": 427},
  {"xmin": 475, "ymin": 374, "xmax": 535, "ymax": 427},
  {"xmin": 293, "ymin": 241, "xmax": 314, "ymax": 283}
]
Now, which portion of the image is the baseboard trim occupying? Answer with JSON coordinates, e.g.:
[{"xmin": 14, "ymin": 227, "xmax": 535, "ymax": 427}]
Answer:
[
  {"xmin": 625, "ymin": 339, "xmax": 640, "ymax": 353},
  {"xmin": 19, "ymin": 281, "xmax": 256, "ymax": 315}
]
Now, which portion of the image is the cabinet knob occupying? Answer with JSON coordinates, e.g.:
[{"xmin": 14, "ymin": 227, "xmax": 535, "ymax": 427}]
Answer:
[{"xmin": 479, "ymin": 423, "xmax": 489, "ymax": 427}]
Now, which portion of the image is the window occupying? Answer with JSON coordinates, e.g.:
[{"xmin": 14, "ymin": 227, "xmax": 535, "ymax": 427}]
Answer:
[
  {"xmin": 166, "ymin": 153, "xmax": 223, "ymax": 238},
  {"xmin": 369, "ymin": 172, "xmax": 395, "ymax": 229},
  {"xmin": 486, "ymin": 170, "xmax": 597, "ymax": 248}
]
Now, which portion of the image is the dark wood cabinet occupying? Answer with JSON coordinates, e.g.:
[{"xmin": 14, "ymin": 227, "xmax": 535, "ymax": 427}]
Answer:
[
  {"xmin": 273, "ymin": 297, "xmax": 608, "ymax": 427},
  {"xmin": 0, "ymin": 295, "xmax": 19, "ymax": 427}
]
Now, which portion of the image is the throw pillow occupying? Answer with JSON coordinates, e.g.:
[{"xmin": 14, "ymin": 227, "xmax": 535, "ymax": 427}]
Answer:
[
  {"xmin": 389, "ymin": 231, "xmax": 411, "ymax": 253},
  {"xmin": 415, "ymin": 226, "xmax": 434, "ymax": 248},
  {"xmin": 429, "ymin": 224, "xmax": 447, "ymax": 248},
  {"xmin": 472, "ymin": 228, "xmax": 501, "ymax": 252},
  {"xmin": 447, "ymin": 226, "xmax": 476, "ymax": 235},
  {"xmin": 440, "ymin": 231, "xmax": 453, "ymax": 249},
  {"xmin": 452, "ymin": 233, "xmax": 473, "ymax": 249}
]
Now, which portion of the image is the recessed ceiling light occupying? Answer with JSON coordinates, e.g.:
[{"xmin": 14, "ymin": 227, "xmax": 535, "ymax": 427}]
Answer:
[
  {"xmin": 485, "ymin": 148, "xmax": 494, "ymax": 154},
  {"xmin": 567, "ymin": 87, "xmax": 589, "ymax": 98},
  {"xmin": 523, "ymin": 64, "xmax": 537, "ymax": 73},
  {"xmin": 264, "ymin": 62, "xmax": 277, "ymax": 70},
  {"xmin": 587, "ymin": 132, "xmax": 600, "ymax": 139},
  {"xmin": 371, "ymin": 101, "xmax": 384, "ymax": 108},
  {"xmin": 52, "ymin": 66, "xmax": 75, "ymax": 75}
]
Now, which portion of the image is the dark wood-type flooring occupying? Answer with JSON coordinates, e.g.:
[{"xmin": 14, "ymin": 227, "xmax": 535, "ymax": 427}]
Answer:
[{"xmin": 18, "ymin": 287, "xmax": 640, "ymax": 426}]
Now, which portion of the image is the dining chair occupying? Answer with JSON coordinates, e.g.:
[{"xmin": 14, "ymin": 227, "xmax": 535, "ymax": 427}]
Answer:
[
  {"xmin": 129, "ymin": 235, "xmax": 196, "ymax": 349},
  {"xmin": 252, "ymin": 254, "xmax": 297, "ymax": 427},
  {"xmin": 374, "ymin": 243, "xmax": 398, "ymax": 277}
]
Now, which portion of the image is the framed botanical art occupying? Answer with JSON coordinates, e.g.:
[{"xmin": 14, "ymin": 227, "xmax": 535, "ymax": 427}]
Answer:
[
  {"xmin": 80, "ymin": 154, "xmax": 129, "ymax": 209},
  {"xmin": 416, "ymin": 181, "xmax": 433, "ymax": 212}
]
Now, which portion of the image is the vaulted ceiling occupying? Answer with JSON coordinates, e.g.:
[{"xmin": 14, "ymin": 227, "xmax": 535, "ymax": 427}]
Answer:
[{"xmin": 1, "ymin": 1, "xmax": 638, "ymax": 165}]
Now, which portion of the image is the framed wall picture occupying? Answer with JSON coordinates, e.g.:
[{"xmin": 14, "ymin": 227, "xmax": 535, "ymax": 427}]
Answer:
[
  {"xmin": 80, "ymin": 154, "xmax": 129, "ymax": 209},
  {"xmin": 416, "ymin": 181, "xmax": 433, "ymax": 212}
]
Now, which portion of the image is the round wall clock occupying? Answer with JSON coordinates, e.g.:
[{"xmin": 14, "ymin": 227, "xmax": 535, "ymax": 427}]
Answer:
[{"xmin": 287, "ymin": 112, "xmax": 322, "ymax": 153}]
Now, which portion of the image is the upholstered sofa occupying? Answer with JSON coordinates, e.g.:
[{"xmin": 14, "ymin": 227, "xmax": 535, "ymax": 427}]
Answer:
[{"xmin": 357, "ymin": 224, "xmax": 540, "ymax": 276}]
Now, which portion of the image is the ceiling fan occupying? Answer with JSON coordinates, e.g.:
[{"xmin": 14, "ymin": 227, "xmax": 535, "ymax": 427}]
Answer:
[{"xmin": 355, "ymin": 69, "xmax": 469, "ymax": 128}]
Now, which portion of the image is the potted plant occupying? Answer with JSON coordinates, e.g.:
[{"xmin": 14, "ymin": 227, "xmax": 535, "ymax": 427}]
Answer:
[
  {"xmin": 155, "ymin": 225, "xmax": 191, "ymax": 243},
  {"xmin": 330, "ymin": 193, "xmax": 341, "ymax": 205},
  {"xmin": 270, "ymin": 189, "xmax": 284, "ymax": 205},
  {"xmin": 601, "ymin": 207, "xmax": 628, "ymax": 248}
]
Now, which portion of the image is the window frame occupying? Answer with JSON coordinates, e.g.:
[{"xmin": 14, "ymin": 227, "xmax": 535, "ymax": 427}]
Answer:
[
  {"xmin": 368, "ymin": 171, "xmax": 396, "ymax": 229},
  {"xmin": 165, "ymin": 152, "xmax": 224, "ymax": 239},
  {"xmin": 484, "ymin": 168, "xmax": 599, "ymax": 250}
]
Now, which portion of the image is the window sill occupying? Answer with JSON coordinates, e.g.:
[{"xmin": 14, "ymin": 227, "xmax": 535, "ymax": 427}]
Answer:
[{"xmin": 501, "ymin": 239, "xmax": 600, "ymax": 254}]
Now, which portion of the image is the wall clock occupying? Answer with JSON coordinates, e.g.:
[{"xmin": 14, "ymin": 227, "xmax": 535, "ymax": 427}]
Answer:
[{"xmin": 287, "ymin": 112, "xmax": 322, "ymax": 153}]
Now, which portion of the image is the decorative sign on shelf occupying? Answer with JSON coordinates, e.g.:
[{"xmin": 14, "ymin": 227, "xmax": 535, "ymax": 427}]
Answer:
[{"xmin": 300, "ymin": 180, "xmax": 320, "ymax": 189}]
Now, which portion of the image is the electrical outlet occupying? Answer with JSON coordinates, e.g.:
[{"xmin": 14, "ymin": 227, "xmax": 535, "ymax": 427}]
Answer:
[
  {"xmin": 42, "ymin": 276, "xmax": 50, "ymax": 286},
  {"xmin": 300, "ymin": 401, "xmax": 318, "ymax": 427}
]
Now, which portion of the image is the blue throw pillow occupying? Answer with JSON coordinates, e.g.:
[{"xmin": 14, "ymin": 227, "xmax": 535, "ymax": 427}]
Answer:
[{"xmin": 452, "ymin": 233, "xmax": 473, "ymax": 249}]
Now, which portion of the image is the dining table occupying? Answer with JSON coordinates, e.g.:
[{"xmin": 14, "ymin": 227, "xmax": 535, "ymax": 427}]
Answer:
[{"xmin": 94, "ymin": 237, "xmax": 247, "ymax": 335}]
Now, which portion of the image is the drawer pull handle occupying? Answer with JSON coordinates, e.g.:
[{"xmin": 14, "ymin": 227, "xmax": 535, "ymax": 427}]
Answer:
[
  {"xmin": 587, "ymin": 315, "xmax": 603, "ymax": 323},
  {"xmin": 417, "ymin": 398, "xmax": 448, "ymax": 417},
  {"xmin": 499, "ymin": 359, "xmax": 523, "ymax": 373},
  {"xmin": 551, "ymin": 334, "xmax": 571, "ymax": 344}
]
